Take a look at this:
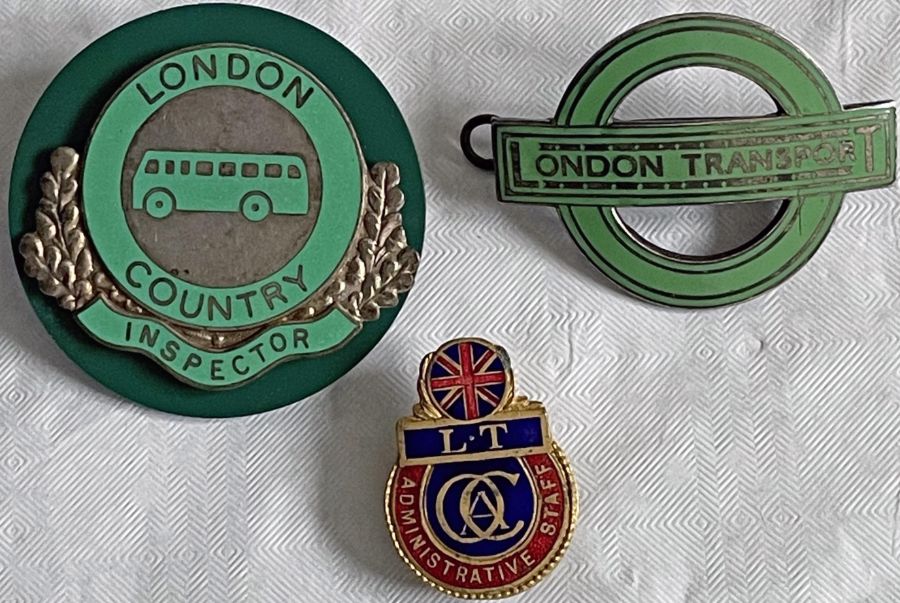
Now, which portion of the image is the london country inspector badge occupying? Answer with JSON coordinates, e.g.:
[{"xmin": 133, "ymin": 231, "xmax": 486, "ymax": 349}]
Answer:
[
  {"xmin": 386, "ymin": 338, "xmax": 577, "ymax": 598},
  {"xmin": 461, "ymin": 14, "xmax": 896, "ymax": 308},
  {"xmin": 9, "ymin": 5, "xmax": 424, "ymax": 417}
]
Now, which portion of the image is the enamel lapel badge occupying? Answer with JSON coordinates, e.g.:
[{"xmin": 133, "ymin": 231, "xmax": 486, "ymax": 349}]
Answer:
[
  {"xmin": 461, "ymin": 13, "xmax": 896, "ymax": 308},
  {"xmin": 386, "ymin": 338, "xmax": 577, "ymax": 598},
  {"xmin": 9, "ymin": 5, "xmax": 424, "ymax": 416}
]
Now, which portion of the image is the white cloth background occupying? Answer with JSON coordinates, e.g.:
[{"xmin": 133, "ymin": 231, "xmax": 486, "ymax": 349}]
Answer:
[{"xmin": 2, "ymin": 1, "xmax": 900, "ymax": 601}]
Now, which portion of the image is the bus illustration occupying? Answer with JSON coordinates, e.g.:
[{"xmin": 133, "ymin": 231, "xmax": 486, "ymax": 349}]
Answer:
[{"xmin": 132, "ymin": 151, "xmax": 309, "ymax": 222}]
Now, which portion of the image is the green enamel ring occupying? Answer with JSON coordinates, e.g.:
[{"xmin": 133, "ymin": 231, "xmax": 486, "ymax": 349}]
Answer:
[{"xmin": 463, "ymin": 14, "xmax": 896, "ymax": 307}]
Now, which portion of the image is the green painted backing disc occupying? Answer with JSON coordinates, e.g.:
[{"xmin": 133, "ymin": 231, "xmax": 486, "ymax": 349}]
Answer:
[{"xmin": 9, "ymin": 4, "xmax": 425, "ymax": 417}]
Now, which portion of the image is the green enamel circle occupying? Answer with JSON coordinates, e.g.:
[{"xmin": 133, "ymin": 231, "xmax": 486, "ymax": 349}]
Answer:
[
  {"xmin": 557, "ymin": 14, "xmax": 843, "ymax": 307},
  {"xmin": 9, "ymin": 5, "xmax": 425, "ymax": 417},
  {"xmin": 82, "ymin": 45, "xmax": 363, "ymax": 329}
]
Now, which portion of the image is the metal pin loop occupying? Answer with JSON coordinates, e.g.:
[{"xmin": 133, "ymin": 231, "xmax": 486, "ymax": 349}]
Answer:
[{"xmin": 460, "ymin": 114, "xmax": 497, "ymax": 171}]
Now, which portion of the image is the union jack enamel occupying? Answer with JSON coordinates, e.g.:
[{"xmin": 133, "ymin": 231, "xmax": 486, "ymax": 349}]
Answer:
[{"xmin": 425, "ymin": 340, "xmax": 511, "ymax": 421}]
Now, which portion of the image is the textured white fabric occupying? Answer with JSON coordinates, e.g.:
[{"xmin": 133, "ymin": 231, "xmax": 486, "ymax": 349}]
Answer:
[{"xmin": 2, "ymin": 1, "xmax": 900, "ymax": 601}]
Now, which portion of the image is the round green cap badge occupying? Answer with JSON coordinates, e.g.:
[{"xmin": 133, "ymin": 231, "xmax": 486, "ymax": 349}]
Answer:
[{"xmin": 10, "ymin": 5, "xmax": 424, "ymax": 417}]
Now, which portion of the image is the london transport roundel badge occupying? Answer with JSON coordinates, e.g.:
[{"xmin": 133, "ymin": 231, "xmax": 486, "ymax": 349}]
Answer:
[
  {"xmin": 9, "ymin": 5, "xmax": 424, "ymax": 417},
  {"xmin": 461, "ymin": 13, "xmax": 897, "ymax": 308},
  {"xmin": 386, "ymin": 338, "xmax": 577, "ymax": 598}
]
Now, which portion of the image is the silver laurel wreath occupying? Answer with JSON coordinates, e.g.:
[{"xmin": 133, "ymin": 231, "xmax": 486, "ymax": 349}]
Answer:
[
  {"xmin": 19, "ymin": 147, "xmax": 140, "ymax": 313},
  {"xmin": 296, "ymin": 161, "xmax": 419, "ymax": 323}
]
